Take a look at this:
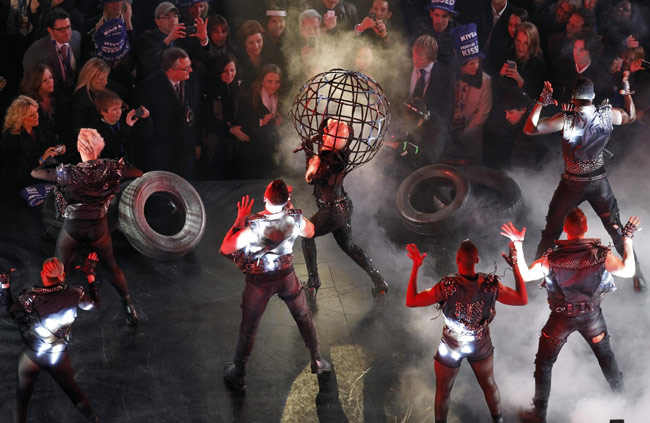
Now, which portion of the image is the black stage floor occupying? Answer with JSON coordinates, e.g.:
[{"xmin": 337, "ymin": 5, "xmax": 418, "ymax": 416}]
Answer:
[{"xmin": 1, "ymin": 154, "xmax": 650, "ymax": 422}]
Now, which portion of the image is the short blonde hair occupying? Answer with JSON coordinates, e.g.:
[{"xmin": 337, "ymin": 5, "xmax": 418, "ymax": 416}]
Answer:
[
  {"xmin": 74, "ymin": 58, "xmax": 110, "ymax": 94},
  {"xmin": 77, "ymin": 128, "xmax": 105, "ymax": 157},
  {"xmin": 413, "ymin": 34, "xmax": 438, "ymax": 62},
  {"xmin": 3, "ymin": 95, "xmax": 38, "ymax": 135}
]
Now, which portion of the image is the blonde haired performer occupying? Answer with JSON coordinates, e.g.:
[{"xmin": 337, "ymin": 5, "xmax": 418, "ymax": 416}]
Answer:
[
  {"xmin": 31, "ymin": 128, "xmax": 142, "ymax": 325},
  {"xmin": 1, "ymin": 255, "xmax": 101, "ymax": 423}
]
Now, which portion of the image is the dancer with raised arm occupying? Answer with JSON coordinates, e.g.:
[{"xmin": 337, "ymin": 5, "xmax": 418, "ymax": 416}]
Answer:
[
  {"xmin": 405, "ymin": 236, "xmax": 528, "ymax": 423},
  {"xmin": 220, "ymin": 179, "xmax": 331, "ymax": 392},
  {"xmin": 501, "ymin": 208, "xmax": 639, "ymax": 423},
  {"xmin": 0, "ymin": 254, "xmax": 101, "ymax": 423},
  {"xmin": 523, "ymin": 74, "xmax": 645, "ymax": 291}
]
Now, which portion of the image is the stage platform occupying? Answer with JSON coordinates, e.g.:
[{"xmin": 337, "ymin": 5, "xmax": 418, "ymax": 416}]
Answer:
[{"xmin": 0, "ymin": 165, "xmax": 648, "ymax": 423}]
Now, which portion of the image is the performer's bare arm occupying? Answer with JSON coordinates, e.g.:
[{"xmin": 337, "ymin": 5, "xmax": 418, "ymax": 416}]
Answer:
[
  {"xmin": 496, "ymin": 244, "xmax": 528, "ymax": 306},
  {"xmin": 605, "ymin": 216, "xmax": 640, "ymax": 278},
  {"xmin": 405, "ymin": 244, "xmax": 444, "ymax": 307},
  {"xmin": 524, "ymin": 81, "xmax": 564, "ymax": 136},
  {"xmin": 501, "ymin": 222, "xmax": 548, "ymax": 281},
  {"xmin": 220, "ymin": 196, "xmax": 255, "ymax": 255},
  {"xmin": 300, "ymin": 218, "xmax": 315, "ymax": 239},
  {"xmin": 612, "ymin": 72, "xmax": 636, "ymax": 124}
]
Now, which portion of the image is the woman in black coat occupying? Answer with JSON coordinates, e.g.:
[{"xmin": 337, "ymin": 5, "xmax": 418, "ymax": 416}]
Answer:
[
  {"xmin": 201, "ymin": 53, "xmax": 244, "ymax": 179},
  {"xmin": 237, "ymin": 63, "xmax": 283, "ymax": 179},
  {"xmin": 20, "ymin": 63, "xmax": 73, "ymax": 149},
  {"xmin": 0, "ymin": 95, "xmax": 63, "ymax": 198},
  {"xmin": 497, "ymin": 21, "xmax": 547, "ymax": 99}
]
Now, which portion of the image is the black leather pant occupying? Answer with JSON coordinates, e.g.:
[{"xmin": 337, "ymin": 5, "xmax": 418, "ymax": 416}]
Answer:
[
  {"xmin": 56, "ymin": 218, "xmax": 129, "ymax": 298},
  {"xmin": 536, "ymin": 176, "xmax": 624, "ymax": 259},
  {"xmin": 15, "ymin": 347, "xmax": 97, "ymax": 423},
  {"xmin": 233, "ymin": 269, "xmax": 320, "ymax": 369},
  {"xmin": 302, "ymin": 197, "xmax": 386, "ymax": 291},
  {"xmin": 532, "ymin": 308, "xmax": 623, "ymax": 413}
]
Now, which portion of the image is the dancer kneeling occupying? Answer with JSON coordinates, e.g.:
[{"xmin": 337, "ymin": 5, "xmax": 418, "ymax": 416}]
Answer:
[
  {"xmin": 405, "ymin": 239, "xmax": 528, "ymax": 423},
  {"xmin": 32, "ymin": 128, "xmax": 142, "ymax": 325}
]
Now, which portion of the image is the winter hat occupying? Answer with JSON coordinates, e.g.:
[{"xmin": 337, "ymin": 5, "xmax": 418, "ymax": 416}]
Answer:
[
  {"xmin": 424, "ymin": 0, "xmax": 458, "ymax": 15},
  {"xmin": 94, "ymin": 18, "xmax": 130, "ymax": 62},
  {"xmin": 502, "ymin": 86, "xmax": 532, "ymax": 110},
  {"xmin": 451, "ymin": 23, "xmax": 484, "ymax": 64}
]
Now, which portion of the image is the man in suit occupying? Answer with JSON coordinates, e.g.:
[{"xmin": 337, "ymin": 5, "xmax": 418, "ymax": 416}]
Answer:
[
  {"xmin": 549, "ymin": 30, "xmax": 609, "ymax": 105},
  {"xmin": 134, "ymin": 47, "xmax": 201, "ymax": 180},
  {"xmin": 460, "ymin": 0, "xmax": 514, "ymax": 76},
  {"xmin": 23, "ymin": 8, "xmax": 82, "ymax": 99},
  {"xmin": 410, "ymin": 34, "xmax": 455, "ymax": 129}
]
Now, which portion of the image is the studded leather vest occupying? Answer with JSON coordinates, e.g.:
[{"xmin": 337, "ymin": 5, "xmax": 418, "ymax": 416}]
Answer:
[
  {"xmin": 242, "ymin": 209, "xmax": 304, "ymax": 272},
  {"xmin": 55, "ymin": 159, "xmax": 123, "ymax": 219},
  {"xmin": 15, "ymin": 285, "xmax": 85, "ymax": 353},
  {"xmin": 438, "ymin": 273, "xmax": 499, "ymax": 340},
  {"xmin": 544, "ymin": 239, "xmax": 612, "ymax": 304},
  {"xmin": 561, "ymin": 102, "xmax": 612, "ymax": 173}
]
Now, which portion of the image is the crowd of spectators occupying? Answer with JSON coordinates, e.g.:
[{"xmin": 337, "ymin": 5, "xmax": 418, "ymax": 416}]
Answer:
[{"xmin": 1, "ymin": 0, "xmax": 649, "ymax": 201}]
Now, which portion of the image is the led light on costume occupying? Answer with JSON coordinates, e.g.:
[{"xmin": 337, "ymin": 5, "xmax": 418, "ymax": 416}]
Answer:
[
  {"xmin": 561, "ymin": 101, "xmax": 613, "ymax": 175},
  {"xmin": 241, "ymin": 208, "xmax": 304, "ymax": 273}
]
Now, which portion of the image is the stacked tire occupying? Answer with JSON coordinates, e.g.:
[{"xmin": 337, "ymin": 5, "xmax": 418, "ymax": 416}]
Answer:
[{"xmin": 396, "ymin": 165, "xmax": 523, "ymax": 235}]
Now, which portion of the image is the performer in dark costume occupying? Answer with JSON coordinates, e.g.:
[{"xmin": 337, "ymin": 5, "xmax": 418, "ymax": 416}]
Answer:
[
  {"xmin": 220, "ymin": 180, "xmax": 331, "ymax": 392},
  {"xmin": 302, "ymin": 118, "xmax": 389, "ymax": 302},
  {"xmin": 31, "ymin": 128, "xmax": 142, "ymax": 325},
  {"xmin": 501, "ymin": 209, "xmax": 639, "ymax": 423},
  {"xmin": 0, "ymin": 254, "xmax": 101, "ymax": 423},
  {"xmin": 405, "ymin": 239, "xmax": 528, "ymax": 423},
  {"xmin": 523, "ymin": 74, "xmax": 645, "ymax": 291}
]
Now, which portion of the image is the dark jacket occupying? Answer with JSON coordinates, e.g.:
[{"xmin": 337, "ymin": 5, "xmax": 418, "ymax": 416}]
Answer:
[
  {"xmin": 23, "ymin": 31, "xmax": 83, "ymax": 98},
  {"xmin": 134, "ymin": 70, "xmax": 201, "ymax": 180}
]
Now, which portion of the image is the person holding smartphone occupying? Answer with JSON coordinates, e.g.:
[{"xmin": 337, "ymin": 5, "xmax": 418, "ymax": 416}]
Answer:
[
  {"xmin": 497, "ymin": 22, "xmax": 546, "ymax": 99},
  {"xmin": 90, "ymin": 89, "xmax": 151, "ymax": 161},
  {"xmin": 314, "ymin": 0, "xmax": 358, "ymax": 34},
  {"xmin": 354, "ymin": 0, "xmax": 392, "ymax": 44}
]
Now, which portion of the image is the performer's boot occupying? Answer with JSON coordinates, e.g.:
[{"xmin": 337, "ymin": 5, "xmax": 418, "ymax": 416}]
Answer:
[
  {"xmin": 224, "ymin": 362, "xmax": 247, "ymax": 391},
  {"xmin": 303, "ymin": 277, "xmax": 321, "ymax": 304},
  {"xmin": 492, "ymin": 414, "xmax": 504, "ymax": 423},
  {"xmin": 371, "ymin": 276, "xmax": 388, "ymax": 305},
  {"xmin": 633, "ymin": 263, "xmax": 646, "ymax": 292},
  {"xmin": 518, "ymin": 405, "xmax": 546, "ymax": 423},
  {"xmin": 310, "ymin": 356, "xmax": 332, "ymax": 374},
  {"xmin": 121, "ymin": 295, "xmax": 139, "ymax": 326}
]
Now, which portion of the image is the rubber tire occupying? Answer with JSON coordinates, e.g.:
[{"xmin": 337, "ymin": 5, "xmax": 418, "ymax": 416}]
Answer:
[
  {"xmin": 459, "ymin": 166, "xmax": 524, "ymax": 221},
  {"xmin": 41, "ymin": 187, "xmax": 122, "ymax": 240},
  {"xmin": 118, "ymin": 171, "xmax": 206, "ymax": 261},
  {"xmin": 396, "ymin": 164, "xmax": 473, "ymax": 235}
]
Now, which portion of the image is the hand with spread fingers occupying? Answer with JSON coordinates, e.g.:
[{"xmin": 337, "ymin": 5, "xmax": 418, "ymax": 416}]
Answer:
[
  {"xmin": 406, "ymin": 243, "xmax": 427, "ymax": 268},
  {"xmin": 500, "ymin": 222, "xmax": 526, "ymax": 242},
  {"xmin": 77, "ymin": 252, "xmax": 99, "ymax": 277}
]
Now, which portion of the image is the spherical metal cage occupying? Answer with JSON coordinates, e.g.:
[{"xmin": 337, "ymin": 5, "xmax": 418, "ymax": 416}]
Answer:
[{"xmin": 291, "ymin": 69, "xmax": 391, "ymax": 174}]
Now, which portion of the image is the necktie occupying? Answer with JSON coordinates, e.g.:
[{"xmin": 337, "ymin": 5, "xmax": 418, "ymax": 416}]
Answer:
[
  {"xmin": 413, "ymin": 69, "xmax": 426, "ymax": 98},
  {"xmin": 176, "ymin": 82, "xmax": 185, "ymax": 105},
  {"xmin": 60, "ymin": 44, "xmax": 72, "ymax": 80}
]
